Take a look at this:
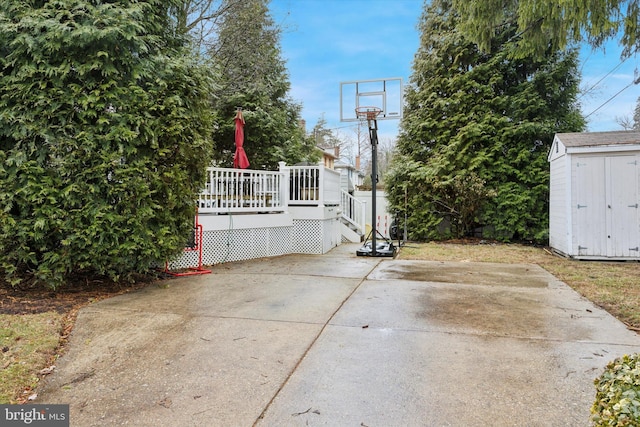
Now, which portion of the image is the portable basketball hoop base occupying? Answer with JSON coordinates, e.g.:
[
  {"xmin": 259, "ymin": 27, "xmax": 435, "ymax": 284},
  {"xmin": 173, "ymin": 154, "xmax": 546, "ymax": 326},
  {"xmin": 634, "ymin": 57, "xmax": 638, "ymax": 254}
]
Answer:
[
  {"xmin": 354, "ymin": 106, "xmax": 396, "ymax": 258},
  {"xmin": 356, "ymin": 230, "xmax": 397, "ymax": 257},
  {"xmin": 163, "ymin": 211, "xmax": 212, "ymax": 276}
]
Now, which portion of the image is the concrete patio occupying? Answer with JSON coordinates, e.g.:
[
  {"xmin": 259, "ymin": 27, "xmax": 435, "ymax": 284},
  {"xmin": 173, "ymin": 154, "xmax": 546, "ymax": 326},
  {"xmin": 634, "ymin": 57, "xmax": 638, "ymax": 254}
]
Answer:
[{"xmin": 37, "ymin": 244, "xmax": 640, "ymax": 426}]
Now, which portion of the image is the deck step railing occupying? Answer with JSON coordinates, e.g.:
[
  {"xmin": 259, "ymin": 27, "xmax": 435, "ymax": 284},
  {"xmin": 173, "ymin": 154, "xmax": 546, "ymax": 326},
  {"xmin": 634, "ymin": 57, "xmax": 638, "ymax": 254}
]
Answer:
[{"xmin": 340, "ymin": 190, "xmax": 366, "ymax": 235}]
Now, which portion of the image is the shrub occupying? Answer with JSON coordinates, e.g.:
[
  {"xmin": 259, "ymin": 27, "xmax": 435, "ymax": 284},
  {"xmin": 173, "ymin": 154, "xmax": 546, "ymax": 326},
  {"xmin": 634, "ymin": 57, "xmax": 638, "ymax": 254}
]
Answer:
[
  {"xmin": 0, "ymin": 1, "xmax": 214, "ymax": 288},
  {"xmin": 591, "ymin": 353, "xmax": 640, "ymax": 426}
]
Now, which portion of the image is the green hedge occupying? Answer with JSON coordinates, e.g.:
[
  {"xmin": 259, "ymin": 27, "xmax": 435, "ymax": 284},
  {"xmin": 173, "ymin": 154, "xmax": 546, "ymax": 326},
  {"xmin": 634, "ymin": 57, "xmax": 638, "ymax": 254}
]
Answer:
[{"xmin": 0, "ymin": 1, "xmax": 214, "ymax": 288}]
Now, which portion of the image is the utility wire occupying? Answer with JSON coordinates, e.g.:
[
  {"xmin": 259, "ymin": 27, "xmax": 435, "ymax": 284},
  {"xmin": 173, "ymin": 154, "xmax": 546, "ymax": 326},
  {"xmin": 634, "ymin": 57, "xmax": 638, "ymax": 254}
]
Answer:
[
  {"xmin": 579, "ymin": 55, "xmax": 631, "ymax": 99},
  {"xmin": 584, "ymin": 71, "xmax": 640, "ymax": 119}
]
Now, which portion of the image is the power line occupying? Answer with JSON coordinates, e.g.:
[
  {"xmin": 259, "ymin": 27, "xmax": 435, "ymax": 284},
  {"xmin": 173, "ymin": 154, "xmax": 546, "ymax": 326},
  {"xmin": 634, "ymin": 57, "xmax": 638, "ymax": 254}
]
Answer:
[
  {"xmin": 584, "ymin": 71, "xmax": 640, "ymax": 119},
  {"xmin": 579, "ymin": 55, "xmax": 631, "ymax": 99}
]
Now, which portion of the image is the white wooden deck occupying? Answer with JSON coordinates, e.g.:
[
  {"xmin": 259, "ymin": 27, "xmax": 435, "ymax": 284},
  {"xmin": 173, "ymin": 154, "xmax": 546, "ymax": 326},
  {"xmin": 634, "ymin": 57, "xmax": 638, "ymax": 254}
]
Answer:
[{"xmin": 168, "ymin": 163, "xmax": 366, "ymax": 270}]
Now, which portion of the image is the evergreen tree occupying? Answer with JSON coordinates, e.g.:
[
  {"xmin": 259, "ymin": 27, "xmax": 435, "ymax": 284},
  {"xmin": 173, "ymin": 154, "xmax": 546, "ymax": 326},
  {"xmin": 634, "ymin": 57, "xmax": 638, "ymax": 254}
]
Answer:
[
  {"xmin": 208, "ymin": 0, "xmax": 316, "ymax": 169},
  {"xmin": 386, "ymin": 0, "xmax": 585, "ymax": 242},
  {"xmin": 312, "ymin": 117, "xmax": 341, "ymax": 150},
  {"xmin": 0, "ymin": 0, "xmax": 214, "ymax": 288},
  {"xmin": 452, "ymin": 0, "xmax": 639, "ymax": 59}
]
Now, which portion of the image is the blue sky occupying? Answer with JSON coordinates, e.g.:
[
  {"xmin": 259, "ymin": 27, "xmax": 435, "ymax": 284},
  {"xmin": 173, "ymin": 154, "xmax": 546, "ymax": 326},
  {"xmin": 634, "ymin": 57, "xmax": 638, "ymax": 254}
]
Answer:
[{"xmin": 270, "ymin": 0, "xmax": 640, "ymax": 147}]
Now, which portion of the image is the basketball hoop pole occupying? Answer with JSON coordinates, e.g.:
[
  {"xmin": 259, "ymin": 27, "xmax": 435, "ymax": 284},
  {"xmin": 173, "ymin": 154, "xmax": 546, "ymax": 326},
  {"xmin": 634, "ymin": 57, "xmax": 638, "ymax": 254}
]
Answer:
[
  {"xmin": 368, "ymin": 116, "xmax": 379, "ymax": 256},
  {"xmin": 354, "ymin": 107, "xmax": 385, "ymax": 257},
  {"xmin": 342, "ymin": 79, "xmax": 402, "ymax": 258}
]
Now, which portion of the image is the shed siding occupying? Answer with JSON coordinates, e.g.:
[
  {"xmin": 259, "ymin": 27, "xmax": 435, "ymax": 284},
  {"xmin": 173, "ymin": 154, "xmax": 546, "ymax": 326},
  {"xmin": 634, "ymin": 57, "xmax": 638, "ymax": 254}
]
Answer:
[{"xmin": 549, "ymin": 155, "xmax": 569, "ymax": 254}]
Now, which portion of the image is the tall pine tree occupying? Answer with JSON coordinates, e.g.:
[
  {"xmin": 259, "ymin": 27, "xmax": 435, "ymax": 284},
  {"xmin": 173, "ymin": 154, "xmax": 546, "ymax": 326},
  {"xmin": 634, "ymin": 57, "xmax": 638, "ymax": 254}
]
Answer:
[
  {"xmin": 452, "ymin": 0, "xmax": 639, "ymax": 59},
  {"xmin": 386, "ymin": 0, "xmax": 585, "ymax": 242},
  {"xmin": 208, "ymin": 0, "xmax": 315, "ymax": 169}
]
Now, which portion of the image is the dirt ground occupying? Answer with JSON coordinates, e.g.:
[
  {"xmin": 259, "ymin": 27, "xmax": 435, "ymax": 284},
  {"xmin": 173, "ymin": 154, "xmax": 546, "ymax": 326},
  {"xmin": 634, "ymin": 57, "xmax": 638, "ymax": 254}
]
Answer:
[{"xmin": 0, "ymin": 277, "xmax": 156, "ymax": 316}]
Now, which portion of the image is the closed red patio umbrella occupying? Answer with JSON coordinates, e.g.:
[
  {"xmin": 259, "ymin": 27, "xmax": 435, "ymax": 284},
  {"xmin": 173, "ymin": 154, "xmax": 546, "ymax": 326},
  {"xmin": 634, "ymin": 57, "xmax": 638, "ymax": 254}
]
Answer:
[{"xmin": 233, "ymin": 108, "xmax": 250, "ymax": 169}]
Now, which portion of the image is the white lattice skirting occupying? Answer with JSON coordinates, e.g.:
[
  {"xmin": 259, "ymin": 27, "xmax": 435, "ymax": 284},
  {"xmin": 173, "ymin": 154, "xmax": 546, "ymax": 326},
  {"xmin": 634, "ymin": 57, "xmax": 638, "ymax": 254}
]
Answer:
[
  {"xmin": 167, "ymin": 211, "xmax": 341, "ymax": 270},
  {"xmin": 292, "ymin": 218, "xmax": 341, "ymax": 254},
  {"xmin": 207, "ymin": 226, "xmax": 292, "ymax": 264}
]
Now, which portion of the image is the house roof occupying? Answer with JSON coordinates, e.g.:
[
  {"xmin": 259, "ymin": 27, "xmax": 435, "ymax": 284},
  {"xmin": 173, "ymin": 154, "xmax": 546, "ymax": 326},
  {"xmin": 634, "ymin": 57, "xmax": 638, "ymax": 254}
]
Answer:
[
  {"xmin": 555, "ymin": 131, "xmax": 640, "ymax": 147},
  {"xmin": 334, "ymin": 161, "xmax": 355, "ymax": 170},
  {"xmin": 316, "ymin": 145, "xmax": 337, "ymax": 160}
]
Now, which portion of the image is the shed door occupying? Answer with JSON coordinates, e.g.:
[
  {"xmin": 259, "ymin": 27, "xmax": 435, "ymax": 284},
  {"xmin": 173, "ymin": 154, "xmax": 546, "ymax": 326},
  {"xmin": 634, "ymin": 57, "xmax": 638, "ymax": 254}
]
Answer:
[
  {"xmin": 575, "ymin": 155, "xmax": 639, "ymax": 257},
  {"xmin": 606, "ymin": 156, "xmax": 639, "ymax": 257},
  {"xmin": 575, "ymin": 157, "xmax": 606, "ymax": 256}
]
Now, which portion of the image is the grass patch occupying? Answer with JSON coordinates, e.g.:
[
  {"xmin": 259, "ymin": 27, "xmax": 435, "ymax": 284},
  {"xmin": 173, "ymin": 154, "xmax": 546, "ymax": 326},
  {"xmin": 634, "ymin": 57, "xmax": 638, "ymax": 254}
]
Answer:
[
  {"xmin": 398, "ymin": 241, "xmax": 640, "ymax": 329},
  {"xmin": 0, "ymin": 312, "xmax": 64, "ymax": 404}
]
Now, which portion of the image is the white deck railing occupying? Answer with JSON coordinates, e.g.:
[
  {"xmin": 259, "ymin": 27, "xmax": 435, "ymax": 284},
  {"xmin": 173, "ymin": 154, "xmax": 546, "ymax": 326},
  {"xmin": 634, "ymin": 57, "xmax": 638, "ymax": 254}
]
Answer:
[
  {"xmin": 198, "ymin": 163, "xmax": 342, "ymax": 214},
  {"xmin": 286, "ymin": 164, "xmax": 341, "ymax": 206},
  {"xmin": 198, "ymin": 167, "xmax": 286, "ymax": 214},
  {"xmin": 341, "ymin": 190, "xmax": 366, "ymax": 234}
]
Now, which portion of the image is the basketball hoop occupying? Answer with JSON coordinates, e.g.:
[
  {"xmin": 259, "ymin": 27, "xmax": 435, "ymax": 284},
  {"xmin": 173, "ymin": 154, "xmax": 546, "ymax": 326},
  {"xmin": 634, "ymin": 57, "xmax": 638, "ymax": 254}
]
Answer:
[{"xmin": 355, "ymin": 106, "xmax": 382, "ymax": 121}]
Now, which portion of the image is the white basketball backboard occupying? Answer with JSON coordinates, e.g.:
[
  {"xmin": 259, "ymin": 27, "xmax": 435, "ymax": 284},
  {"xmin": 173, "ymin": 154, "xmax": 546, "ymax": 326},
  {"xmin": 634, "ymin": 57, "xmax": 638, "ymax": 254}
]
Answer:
[{"xmin": 340, "ymin": 77, "xmax": 403, "ymax": 122}]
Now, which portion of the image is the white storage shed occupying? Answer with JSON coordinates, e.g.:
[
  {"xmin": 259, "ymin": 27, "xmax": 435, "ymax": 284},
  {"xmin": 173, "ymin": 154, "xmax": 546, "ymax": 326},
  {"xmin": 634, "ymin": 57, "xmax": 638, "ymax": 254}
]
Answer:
[{"xmin": 548, "ymin": 131, "xmax": 640, "ymax": 260}]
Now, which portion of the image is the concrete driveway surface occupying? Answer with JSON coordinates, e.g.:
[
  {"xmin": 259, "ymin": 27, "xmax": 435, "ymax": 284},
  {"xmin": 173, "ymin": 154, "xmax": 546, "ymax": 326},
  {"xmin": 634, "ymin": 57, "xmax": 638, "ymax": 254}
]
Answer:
[{"xmin": 37, "ymin": 243, "xmax": 640, "ymax": 426}]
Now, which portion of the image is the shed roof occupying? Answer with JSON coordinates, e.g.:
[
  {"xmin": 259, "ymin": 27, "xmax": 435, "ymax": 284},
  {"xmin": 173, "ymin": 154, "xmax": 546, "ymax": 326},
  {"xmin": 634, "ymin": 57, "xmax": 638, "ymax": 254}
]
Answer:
[{"xmin": 555, "ymin": 131, "xmax": 640, "ymax": 147}]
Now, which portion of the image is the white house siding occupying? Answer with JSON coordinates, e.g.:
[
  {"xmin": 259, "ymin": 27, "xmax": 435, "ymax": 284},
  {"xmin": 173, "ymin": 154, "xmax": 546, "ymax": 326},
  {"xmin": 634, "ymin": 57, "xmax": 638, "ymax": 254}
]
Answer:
[
  {"xmin": 335, "ymin": 163, "xmax": 356, "ymax": 193},
  {"xmin": 340, "ymin": 169, "xmax": 353, "ymax": 193}
]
